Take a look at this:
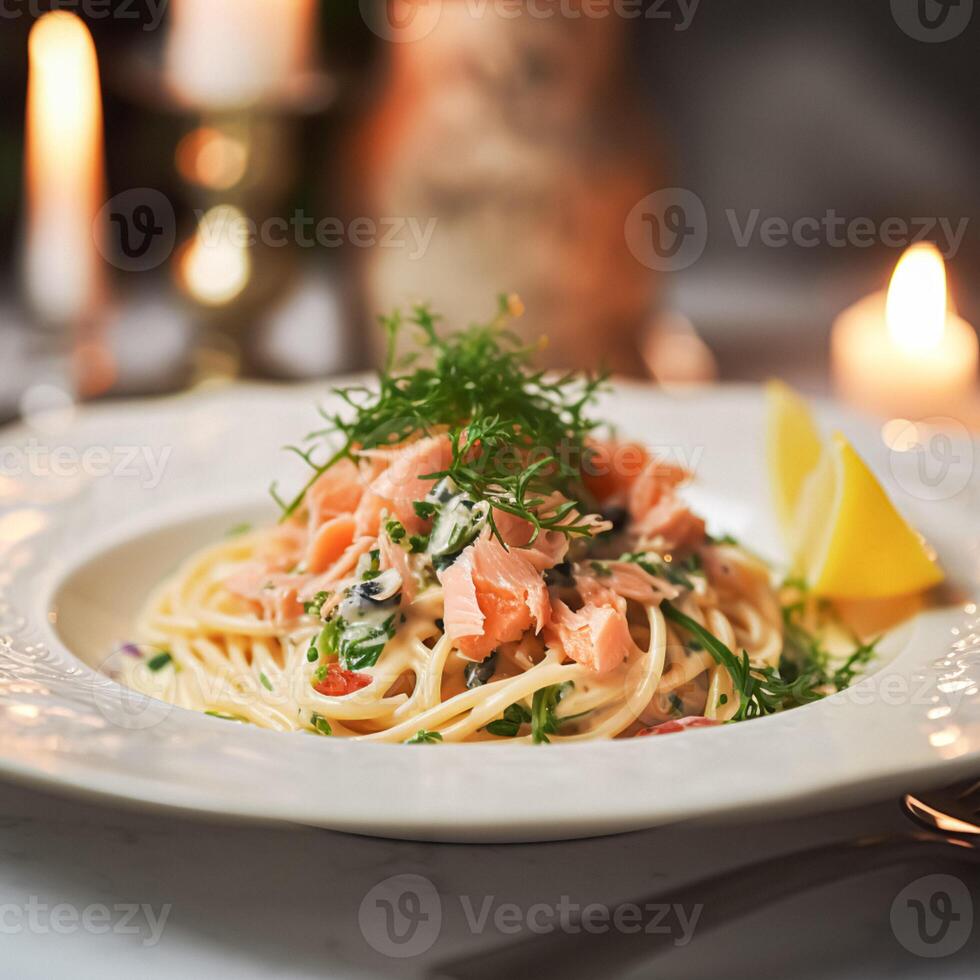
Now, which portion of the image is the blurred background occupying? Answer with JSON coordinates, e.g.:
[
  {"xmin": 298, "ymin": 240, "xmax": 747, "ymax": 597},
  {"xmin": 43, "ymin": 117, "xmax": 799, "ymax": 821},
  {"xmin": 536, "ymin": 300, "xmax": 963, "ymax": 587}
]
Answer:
[{"xmin": 0, "ymin": 0, "xmax": 977, "ymax": 422}]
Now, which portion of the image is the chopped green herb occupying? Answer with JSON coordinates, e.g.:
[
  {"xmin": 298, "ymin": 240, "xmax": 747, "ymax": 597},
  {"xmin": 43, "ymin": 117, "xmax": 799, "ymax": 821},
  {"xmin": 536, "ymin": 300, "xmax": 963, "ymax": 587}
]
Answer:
[
  {"xmin": 408, "ymin": 534, "xmax": 430, "ymax": 553},
  {"xmin": 531, "ymin": 682, "xmax": 579, "ymax": 744},
  {"xmin": 413, "ymin": 500, "xmax": 438, "ymax": 521},
  {"xmin": 486, "ymin": 702, "xmax": 532, "ymax": 737},
  {"xmin": 315, "ymin": 613, "xmax": 397, "ymax": 672},
  {"xmin": 259, "ymin": 672, "xmax": 273, "ymax": 692},
  {"xmin": 311, "ymin": 712, "xmax": 333, "ymax": 736},
  {"xmin": 405, "ymin": 729, "xmax": 443, "ymax": 744},
  {"xmin": 146, "ymin": 651, "xmax": 173, "ymax": 672},
  {"xmin": 384, "ymin": 518, "xmax": 407, "ymax": 542},
  {"xmin": 205, "ymin": 711, "xmax": 248, "ymax": 723},
  {"xmin": 225, "ymin": 522, "xmax": 253, "ymax": 537},
  {"xmin": 306, "ymin": 644, "xmax": 320, "ymax": 663},
  {"xmin": 304, "ymin": 591, "xmax": 331, "ymax": 617}
]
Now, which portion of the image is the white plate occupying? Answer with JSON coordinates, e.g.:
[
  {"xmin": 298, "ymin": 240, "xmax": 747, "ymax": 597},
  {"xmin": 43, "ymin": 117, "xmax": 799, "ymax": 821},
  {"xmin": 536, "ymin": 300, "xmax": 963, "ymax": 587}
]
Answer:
[{"xmin": 1, "ymin": 382, "xmax": 978, "ymax": 842}]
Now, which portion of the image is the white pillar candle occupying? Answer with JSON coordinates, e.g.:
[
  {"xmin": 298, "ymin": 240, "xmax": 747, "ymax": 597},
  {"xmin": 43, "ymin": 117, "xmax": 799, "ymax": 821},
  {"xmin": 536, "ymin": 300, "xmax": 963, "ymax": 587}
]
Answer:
[
  {"xmin": 832, "ymin": 243, "xmax": 978, "ymax": 420},
  {"xmin": 24, "ymin": 12, "xmax": 105, "ymax": 328},
  {"xmin": 165, "ymin": 0, "xmax": 317, "ymax": 108}
]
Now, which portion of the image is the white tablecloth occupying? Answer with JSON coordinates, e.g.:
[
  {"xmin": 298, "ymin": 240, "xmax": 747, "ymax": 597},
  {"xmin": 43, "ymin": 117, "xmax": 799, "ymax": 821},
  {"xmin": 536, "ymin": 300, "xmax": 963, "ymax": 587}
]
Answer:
[{"xmin": 0, "ymin": 778, "xmax": 977, "ymax": 979}]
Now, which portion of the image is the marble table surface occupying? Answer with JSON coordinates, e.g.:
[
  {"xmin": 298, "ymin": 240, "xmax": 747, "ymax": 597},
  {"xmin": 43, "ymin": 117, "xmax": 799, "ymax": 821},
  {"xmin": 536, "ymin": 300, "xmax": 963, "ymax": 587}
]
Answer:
[{"xmin": 0, "ymin": 776, "xmax": 977, "ymax": 979}]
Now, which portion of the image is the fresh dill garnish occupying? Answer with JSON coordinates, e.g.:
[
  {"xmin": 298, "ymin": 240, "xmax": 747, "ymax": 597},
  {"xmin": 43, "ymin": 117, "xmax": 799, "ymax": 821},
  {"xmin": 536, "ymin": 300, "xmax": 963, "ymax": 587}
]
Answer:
[
  {"xmin": 270, "ymin": 297, "xmax": 607, "ymax": 543},
  {"xmin": 662, "ymin": 603, "xmax": 824, "ymax": 721},
  {"xmin": 621, "ymin": 552, "xmax": 701, "ymax": 591},
  {"xmin": 780, "ymin": 588, "xmax": 879, "ymax": 692},
  {"xmin": 405, "ymin": 729, "xmax": 443, "ymax": 744}
]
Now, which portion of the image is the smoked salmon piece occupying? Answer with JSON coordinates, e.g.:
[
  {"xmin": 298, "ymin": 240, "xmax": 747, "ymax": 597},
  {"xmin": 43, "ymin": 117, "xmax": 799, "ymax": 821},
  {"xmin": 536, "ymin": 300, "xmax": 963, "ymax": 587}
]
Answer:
[
  {"xmin": 546, "ymin": 598, "xmax": 639, "ymax": 674},
  {"xmin": 306, "ymin": 514, "xmax": 357, "ymax": 575},
  {"xmin": 491, "ymin": 510, "xmax": 569, "ymax": 571},
  {"xmin": 224, "ymin": 568, "xmax": 305, "ymax": 624},
  {"xmin": 632, "ymin": 496, "xmax": 706, "ymax": 554},
  {"xmin": 440, "ymin": 532, "xmax": 550, "ymax": 661},
  {"xmin": 574, "ymin": 561, "xmax": 679, "ymax": 607},
  {"xmin": 355, "ymin": 436, "xmax": 452, "ymax": 536},
  {"xmin": 307, "ymin": 458, "xmax": 366, "ymax": 530},
  {"xmin": 379, "ymin": 532, "xmax": 416, "ymax": 603},
  {"xmin": 582, "ymin": 440, "xmax": 650, "ymax": 505}
]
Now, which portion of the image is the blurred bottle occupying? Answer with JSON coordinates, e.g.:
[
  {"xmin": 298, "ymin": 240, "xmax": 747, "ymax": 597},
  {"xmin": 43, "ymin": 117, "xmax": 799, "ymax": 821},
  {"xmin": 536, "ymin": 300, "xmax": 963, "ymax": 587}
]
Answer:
[{"xmin": 346, "ymin": 1, "xmax": 662, "ymax": 373}]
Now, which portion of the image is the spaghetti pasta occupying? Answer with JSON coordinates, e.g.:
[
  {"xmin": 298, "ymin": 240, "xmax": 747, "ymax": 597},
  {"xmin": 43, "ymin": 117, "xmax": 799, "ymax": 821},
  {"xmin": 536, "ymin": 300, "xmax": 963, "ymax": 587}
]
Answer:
[{"xmin": 117, "ymin": 301, "xmax": 871, "ymax": 743}]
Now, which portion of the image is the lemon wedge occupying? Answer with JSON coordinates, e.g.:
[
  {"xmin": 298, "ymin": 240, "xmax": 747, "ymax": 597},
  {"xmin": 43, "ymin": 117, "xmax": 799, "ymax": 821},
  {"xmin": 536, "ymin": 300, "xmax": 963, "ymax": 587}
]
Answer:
[
  {"xmin": 765, "ymin": 380, "xmax": 823, "ymax": 538},
  {"xmin": 792, "ymin": 432, "xmax": 944, "ymax": 598}
]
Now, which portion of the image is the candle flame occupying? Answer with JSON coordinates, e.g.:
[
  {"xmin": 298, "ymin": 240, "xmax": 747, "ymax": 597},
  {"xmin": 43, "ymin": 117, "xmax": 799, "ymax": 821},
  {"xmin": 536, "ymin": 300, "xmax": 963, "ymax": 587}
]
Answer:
[
  {"xmin": 25, "ymin": 11, "xmax": 105, "ymax": 326},
  {"xmin": 885, "ymin": 243, "xmax": 947, "ymax": 354}
]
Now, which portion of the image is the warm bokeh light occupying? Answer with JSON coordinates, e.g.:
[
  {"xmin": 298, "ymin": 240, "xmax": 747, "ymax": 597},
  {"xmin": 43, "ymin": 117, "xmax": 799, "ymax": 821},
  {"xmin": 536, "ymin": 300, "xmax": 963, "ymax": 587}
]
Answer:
[
  {"xmin": 25, "ymin": 11, "xmax": 104, "ymax": 325},
  {"xmin": 179, "ymin": 205, "xmax": 251, "ymax": 306},
  {"xmin": 885, "ymin": 242, "xmax": 947, "ymax": 354},
  {"xmin": 175, "ymin": 126, "xmax": 249, "ymax": 190},
  {"xmin": 166, "ymin": 0, "xmax": 316, "ymax": 107}
]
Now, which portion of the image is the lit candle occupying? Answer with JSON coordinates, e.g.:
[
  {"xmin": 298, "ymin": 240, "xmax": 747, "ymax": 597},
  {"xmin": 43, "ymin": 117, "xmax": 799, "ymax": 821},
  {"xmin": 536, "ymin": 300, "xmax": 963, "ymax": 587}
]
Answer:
[
  {"xmin": 24, "ymin": 11, "xmax": 105, "ymax": 328},
  {"xmin": 832, "ymin": 243, "xmax": 979, "ymax": 420},
  {"xmin": 165, "ymin": 0, "xmax": 317, "ymax": 108}
]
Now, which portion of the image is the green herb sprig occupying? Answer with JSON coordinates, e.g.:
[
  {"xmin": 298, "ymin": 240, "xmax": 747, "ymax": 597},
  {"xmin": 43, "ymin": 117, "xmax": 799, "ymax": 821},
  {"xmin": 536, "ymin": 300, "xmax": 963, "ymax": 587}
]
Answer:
[
  {"xmin": 405, "ymin": 729, "xmax": 444, "ymax": 744},
  {"xmin": 662, "ymin": 603, "xmax": 825, "ymax": 721},
  {"xmin": 271, "ymin": 298, "xmax": 607, "ymax": 543}
]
